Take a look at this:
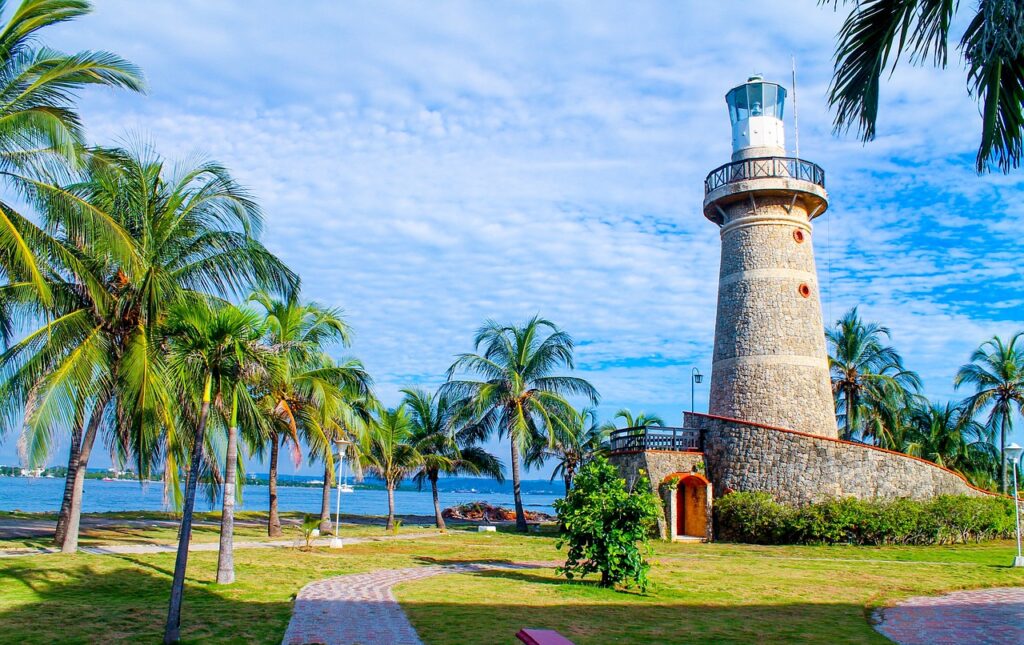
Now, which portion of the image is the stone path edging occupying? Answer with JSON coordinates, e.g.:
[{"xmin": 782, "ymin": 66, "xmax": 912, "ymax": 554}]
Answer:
[
  {"xmin": 282, "ymin": 561, "xmax": 557, "ymax": 645},
  {"xmin": 873, "ymin": 587, "xmax": 1024, "ymax": 645}
]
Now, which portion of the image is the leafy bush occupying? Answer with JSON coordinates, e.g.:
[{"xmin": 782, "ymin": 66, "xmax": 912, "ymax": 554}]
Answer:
[
  {"xmin": 554, "ymin": 456, "xmax": 661, "ymax": 590},
  {"xmin": 715, "ymin": 492, "xmax": 1018, "ymax": 545}
]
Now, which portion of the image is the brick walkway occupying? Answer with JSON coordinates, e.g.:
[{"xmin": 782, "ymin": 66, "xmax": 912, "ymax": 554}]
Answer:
[
  {"xmin": 874, "ymin": 587, "xmax": 1024, "ymax": 645},
  {"xmin": 282, "ymin": 562, "xmax": 555, "ymax": 645}
]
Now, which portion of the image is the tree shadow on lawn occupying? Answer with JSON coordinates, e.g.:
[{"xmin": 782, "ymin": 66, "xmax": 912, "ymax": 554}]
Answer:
[
  {"xmin": 0, "ymin": 559, "xmax": 291, "ymax": 644},
  {"xmin": 400, "ymin": 599, "xmax": 892, "ymax": 645}
]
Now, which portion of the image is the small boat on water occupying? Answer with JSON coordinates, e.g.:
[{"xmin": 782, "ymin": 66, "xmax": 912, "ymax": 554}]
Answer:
[{"xmin": 339, "ymin": 483, "xmax": 355, "ymax": 493}]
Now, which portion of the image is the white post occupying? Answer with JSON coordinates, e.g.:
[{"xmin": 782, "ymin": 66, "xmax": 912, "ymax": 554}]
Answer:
[
  {"xmin": 331, "ymin": 442, "xmax": 345, "ymax": 549},
  {"xmin": 1013, "ymin": 465, "xmax": 1023, "ymax": 567}
]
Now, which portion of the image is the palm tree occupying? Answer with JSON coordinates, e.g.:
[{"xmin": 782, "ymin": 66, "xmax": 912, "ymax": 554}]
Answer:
[
  {"xmin": 0, "ymin": 146, "xmax": 296, "ymax": 553},
  {"xmin": 823, "ymin": 0, "xmax": 1024, "ymax": 172},
  {"xmin": 902, "ymin": 402, "xmax": 991, "ymax": 473},
  {"xmin": 315, "ymin": 390, "xmax": 374, "ymax": 534},
  {"xmin": 827, "ymin": 308, "xmax": 921, "ymax": 444},
  {"xmin": 607, "ymin": 408, "xmax": 665, "ymax": 429},
  {"xmin": 0, "ymin": 0, "xmax": 143, "ymax": 306},
  {"xmin": 403, "ymin": 387, "xmax": 504, "ymax": 530},
  {"xmin": 444, "ymin": 316, "xmax": 599, "ymax": 531},
  {"xmin": 161, "ymin": 301, "xmax": 271, "ymax": 644},
  {"xmin": 529, "ymin": 406, "xmax": 607, "ymax": 495},
  {"xmin": 357, "ymin": 405, "xmax": 421, "ymax": 532},
  {"xmin": 955, "ymin": 333, "xmax": 1024, "ymax": 493},
  {"xmin": 248, "ymin": 290, "xmax": 368, "ymax": 537}
]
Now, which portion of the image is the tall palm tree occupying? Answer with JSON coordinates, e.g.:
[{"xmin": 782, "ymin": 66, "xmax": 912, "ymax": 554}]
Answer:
[
  {"xmin": 403, "ymin": 387, "xmax": 504, "ymax": 529},
  {"xmin": 248, "ymin": 290, "xmax": 368, "ymax": 537},
  {"xmin": 315, "ymin": 389, "xmax": 374, "ymax": 534},
  {"xmin": 357, "ymin": 405, "xmax": 421, "ymax": 532},
  {"xmin": 444, "ymin": 316, "xmax": 599, "ymax": 531},
  {"xmin": 823, "ymin": 0, "xmax": 1024, "ymax": 172},
  {"xmin": 955, "ymin": 333, "xmax": 1024, "ymax": 493},
  {"xmin": 827, "ymin": 307, "xmax": 921, "ymax": 444},
  {"xmin": 529, "ymin": 406, "xmax": 607, "ymax": 495},
  {"xmin": 161, "ymin": 301, "xmax": 270, "ymax": 644},
  {"xmin": 0, "ymin": 0, "xmax": 144, "ymax": 307},
  {"xmin": 0, "ymin": 146, "xmax": 296, "ymax": 553}
]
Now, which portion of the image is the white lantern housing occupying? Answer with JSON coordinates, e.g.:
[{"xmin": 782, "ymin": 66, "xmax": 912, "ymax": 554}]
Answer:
[{"xmin": 726, "ymin": 75, "xmax": 787, "ymax": 161}]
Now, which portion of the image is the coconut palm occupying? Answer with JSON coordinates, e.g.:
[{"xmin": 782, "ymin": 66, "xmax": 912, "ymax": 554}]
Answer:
[
  {"xmin": 606, "ymin": 408, "xmax": 665, "ymax": 429},
  {"xmin": 902, "ymin": 402, "xmax": 991, "ymax": 473},
  {"xmin": 161, "ymin": 301, "xmax": 272, "ymax": 644},
  {"xmin": 248, "ymin": 290, "xmax": 369, "ymax": 537},
  {"xmin": 955, "ymin": 333, "xmax": 1024, "ymax": 493},
  {"xmin": 0, "ymin": 146, "xmax": 296, "ymax": 552},
  {"xmin": 823, "ymin": 0, "xmax": 1024, "ymax": 172},
  {"xmin": 402, "ymin": 387, "xmax": 504, "ymax": 530},
  {"xmin": 444, "ymin": 316, "xmax": 599, "ymax": 531},
  {"xmin": 357, "ymin": 405, "xmax": 421, "ymax": 532},
  {"xmin": 0, "ymin": 0, "xmax": 143, "ymax": 308},
  {"xmin": 529, "ymin": 406, "xmax": 607, "ymax": 495},
  {"xmin": 827, "ymin": 308, "xmax": 921, "ymax": 444},
  {"xmin": 315, "ymin": 390, "xmax": 374, "ymax": 534}
]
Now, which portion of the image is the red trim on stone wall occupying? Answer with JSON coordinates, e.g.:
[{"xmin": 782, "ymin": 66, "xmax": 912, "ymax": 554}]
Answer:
[
  {"xmin": 686, "ymin": 411, "xmax": 1004, "ymax": 499},
  {"xmin": 661, "ymin": 472, "xmax": 710, "ymax": 486}
]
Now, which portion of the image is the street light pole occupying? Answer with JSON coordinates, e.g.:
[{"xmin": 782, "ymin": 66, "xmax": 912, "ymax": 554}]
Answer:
[
  {"xmin": 331, "ymin": 436, "xmax": 349, "ymax": 549},
  {"xmin": 691, "ymin": 367, "xmax": 704, "ymax": 414},
  {"xmin": 1007, "ymin": 442, "xmax": 1023, "ymax": 567}
]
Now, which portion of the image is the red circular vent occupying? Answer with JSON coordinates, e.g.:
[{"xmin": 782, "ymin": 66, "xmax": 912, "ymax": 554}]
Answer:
[
  {"xmin": 798, "ymin": 283, "xmax": 811, "ymax": 298},
  {"xmin": 793, "ymin": 229, "xmax": 806, "ymax": 243}
]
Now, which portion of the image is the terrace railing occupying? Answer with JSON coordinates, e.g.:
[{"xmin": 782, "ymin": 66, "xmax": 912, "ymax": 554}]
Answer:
[
  {"xmin": 608, "ymin": 426, "xmax": 702, "ymax": 453},
  {"xmin": 704, "ymin": 156, "xmax": 825, "ymax": 195}
]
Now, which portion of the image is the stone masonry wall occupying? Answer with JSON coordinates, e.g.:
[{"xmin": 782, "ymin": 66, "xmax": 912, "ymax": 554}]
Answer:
[
  {"xmin": 688, "ymin": 413, "xmax": 990, "ymax": 505},
  {"xmin": 708, "ymin": 195, "xmax": 837, "ymax": 438},
  {"xmin": 610, "ymin": 450, "xmax": 707, "ymax": 539}
]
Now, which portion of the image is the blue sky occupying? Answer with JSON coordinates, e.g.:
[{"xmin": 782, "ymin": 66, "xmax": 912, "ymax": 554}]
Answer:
[{"xmin": 2, "ymin": 1, "xmax": 1022, "ymax": 478}]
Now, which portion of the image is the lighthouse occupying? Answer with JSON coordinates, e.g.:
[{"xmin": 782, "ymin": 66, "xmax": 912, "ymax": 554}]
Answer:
[{"xmin": 702, "ymin": 76, "xmax": 837, "ymax": 438}]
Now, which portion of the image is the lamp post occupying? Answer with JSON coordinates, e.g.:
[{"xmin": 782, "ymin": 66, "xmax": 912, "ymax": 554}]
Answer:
[
  {"xmin": 691, "ymin": 367, "xmax": 703, "ymax": 414},
  {"xmin": 330, "ymin": 435, "xmax": 350, "ymax": 549},
  {"xmin": 1007, "ymin": 442, "xmax": 1023, "ymax": 567}
]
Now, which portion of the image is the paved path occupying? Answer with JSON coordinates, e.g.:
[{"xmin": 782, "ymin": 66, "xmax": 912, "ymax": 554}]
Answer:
[
  {"xmin": 874, "ymin": 587, "xmax": 1024, "ymax": 644},
  {"xmin": 283, "ymin": 561, "xmax": 556, "ymax": 645},
  {"xmin": 0, "ymin": 531, "xmax": 442, "ymax": 558}
]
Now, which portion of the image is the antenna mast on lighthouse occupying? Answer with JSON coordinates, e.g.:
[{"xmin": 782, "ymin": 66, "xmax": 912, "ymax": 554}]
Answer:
[{"xmin": 792, "ymin": 55, "xmax": 800, "ymax": 158}]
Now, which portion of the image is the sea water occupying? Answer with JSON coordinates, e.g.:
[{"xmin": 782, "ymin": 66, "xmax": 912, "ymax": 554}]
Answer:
[{"xmin": 0, "ymin": 476, "xmax": 561, "ymax": 517}]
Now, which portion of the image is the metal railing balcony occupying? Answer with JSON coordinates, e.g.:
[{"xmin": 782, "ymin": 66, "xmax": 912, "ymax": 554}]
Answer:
[
  {"xmin": 608, "ymin": 426, "xmax": 702, "ymax": 453},
  {"xmin": 704, "ymin": 156, "xmax": 825, "ymax": 195}
]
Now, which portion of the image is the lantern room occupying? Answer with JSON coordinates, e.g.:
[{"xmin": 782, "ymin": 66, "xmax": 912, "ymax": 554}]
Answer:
[{"xmin": 726, "ymin": 75, "xmax": 787, "ymax": 160}]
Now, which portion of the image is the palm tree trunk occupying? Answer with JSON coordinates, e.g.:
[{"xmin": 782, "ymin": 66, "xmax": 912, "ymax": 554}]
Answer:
[
  {"xmin": 563, "ymin": 474, "xmax": 572, "ymax": 496},
  {"xmin": 61, "ymin": 395, "xmax": 110, "ymax": 554},
  {"xmin": 1002, "ymin": 417, "xmax": 1010, "ymax": 494},
  {"xmin": 53, "ymin": 425, "xmax": 83, "ymax": 546},
  {"xmin": 844, "ymin": 386, "xmax": 853, "ymax": 440},
  {"xmin": 216, "ymin": 394, "xmax": 239, "ymax": 585},
  {"xmin": 510, "ymin": 440, "xmax": 527, "ymax": 532},
  {"xmin": 430, "ymin": 472, "xmax": 445, "ymax": 530},
  {"xmin": 385, "ymin": 483, "xmax": 396, "ymax": 532},
  {"xmin": 319, "ymin": 462, "xmax": 332, "ymax": 534},
  {"xmin": 164, "ymin": 376, "xmax": 212, "ymax": 644},
  {"xmin": 268, "ymin": 431, "xmax": 282, "ymax": 537}
]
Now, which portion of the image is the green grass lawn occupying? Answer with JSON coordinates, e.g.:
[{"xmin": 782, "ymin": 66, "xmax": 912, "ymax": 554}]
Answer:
[{"xmin": 1, "ymin": 524, "xmax": 1022, "ymax": 644}]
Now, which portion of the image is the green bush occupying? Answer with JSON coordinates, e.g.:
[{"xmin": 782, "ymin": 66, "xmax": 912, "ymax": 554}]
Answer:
[
  {"xmin": 715, "ymin": 492, "xmax": 1018, "ymax": 546},
  {"xmin": 554, "ymin": 456, "xmax": 661, "ymax": 591}
]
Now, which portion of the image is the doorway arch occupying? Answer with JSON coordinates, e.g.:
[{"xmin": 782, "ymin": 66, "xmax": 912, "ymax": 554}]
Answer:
[{"xmin": 666, "ymin": 473, "xmax": 710, "ymax": 540}]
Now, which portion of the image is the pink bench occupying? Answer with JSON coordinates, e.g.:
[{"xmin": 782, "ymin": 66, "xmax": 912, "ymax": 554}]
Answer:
[{"xmin": 515, "ymin": 628, "xmax": 575, "ymax": 645}]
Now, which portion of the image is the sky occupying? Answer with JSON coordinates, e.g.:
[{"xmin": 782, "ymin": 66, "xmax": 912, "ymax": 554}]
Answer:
[{"xmin": 2, "ymin": 0, "xmax": 1022, "ymax": 478}]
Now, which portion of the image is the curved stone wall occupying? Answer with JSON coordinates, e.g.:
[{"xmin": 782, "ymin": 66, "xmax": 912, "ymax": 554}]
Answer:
[{"xmin": 687, "ymin": 412, "xmax": 992, "ymax": 505}]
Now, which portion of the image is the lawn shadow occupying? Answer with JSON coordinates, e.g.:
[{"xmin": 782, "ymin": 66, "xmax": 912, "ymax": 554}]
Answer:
[{"xmin": 0, "ymin": 558, "xmax": 291, "ymax": 644}]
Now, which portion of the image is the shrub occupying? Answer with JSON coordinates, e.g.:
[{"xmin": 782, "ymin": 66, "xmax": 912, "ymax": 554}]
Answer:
[
  {"xmin": 715, "ymin": 492, "xmax": 1017, "ymax": 546},
  {"xmin": 554, "ymin": 456, "xmax": 661, "ymax": 591}
]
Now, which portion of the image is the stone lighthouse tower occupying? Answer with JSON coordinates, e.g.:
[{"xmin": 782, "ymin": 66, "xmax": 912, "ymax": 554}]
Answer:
[{"xmin": 703, "ymin": 76, "xmax": 837, "ymax": 438}]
